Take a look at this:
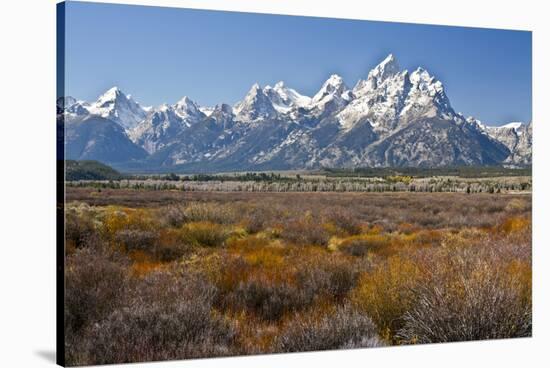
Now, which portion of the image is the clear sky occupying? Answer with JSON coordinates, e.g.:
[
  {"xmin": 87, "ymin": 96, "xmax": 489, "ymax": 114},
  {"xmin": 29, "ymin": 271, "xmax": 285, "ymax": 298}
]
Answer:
[{"xmin": 63, "ymin": 1, "xmax": 532, "ymax": 125}]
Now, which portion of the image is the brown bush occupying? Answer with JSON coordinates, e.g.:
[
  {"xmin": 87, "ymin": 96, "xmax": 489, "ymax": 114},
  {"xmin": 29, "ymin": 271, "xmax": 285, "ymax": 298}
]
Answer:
[
  {"xmin": 296, "ymin": 256, "xmax": 360, "ymax": 301},
  {"xmin": 65, "ymin": 248, "xmax": 129, "ymax": 364},
  {"xmin": 324, "ymin": 207, "xmax": 362, "ymax": 236},
  {"xmin": 226, "ymin": 277, "xmax": 312, "ymax": 321},
  {"xmin": 280, "ymin": 212, "xmax": 329, "ymax": 246},
  {"xmin": 275, "ymin": 304, "xmax": 384, "ymax": 352},
  {"xmin": 397, "ymin": 245, "xmax": 532, "ymax": 343},
  {"xmin": 78, "ymin": 271, "xmax": 236, "ymax": 365},
  {"xmin": 65, "ymin": 205, "xmax": 99, "ymax": 249},
  {"xmin": 182, "ymin": 202, "xmax": 237, "ymax": 224},
  {"xmin": 114, "ymin": 229, "xmax": 158, "ymax": 252}
]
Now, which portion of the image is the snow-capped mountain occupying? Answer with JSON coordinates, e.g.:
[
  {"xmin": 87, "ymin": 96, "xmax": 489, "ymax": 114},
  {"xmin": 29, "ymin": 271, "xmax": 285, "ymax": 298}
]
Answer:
[
  {"xmin": 57, "ymin": 96, "xmax": 90, "ymax": 117},
  {"xmin": 59, "ymin": 54, "xmax": 532, "ymax": 170},
  {"xmin": 233, "ymin": 84, "xmax": 278, "ymax": 122},
  {"xmin": 262, "ymin": 81, "xmax": 312, "ymax": 113},
  {"xmin": 129, "ymin": 96, "xmax": 206, "ymax": 154},
  {"xmin": 309, "ymin": 74, "xmax": 354, "ymax": 117},
  {"xmin": 85, "ymin": 87, "xmax": 148, "ymax": 130},
  {"xmin": 338, "ymin": 54, "xmax": 456, "ymax": 134}
]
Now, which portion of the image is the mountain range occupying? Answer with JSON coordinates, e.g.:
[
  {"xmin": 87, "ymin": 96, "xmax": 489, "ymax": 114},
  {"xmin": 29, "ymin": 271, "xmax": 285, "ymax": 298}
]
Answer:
[{"xmin": 58, "ymin": 54, "xmax": 532, "ymax": 172}]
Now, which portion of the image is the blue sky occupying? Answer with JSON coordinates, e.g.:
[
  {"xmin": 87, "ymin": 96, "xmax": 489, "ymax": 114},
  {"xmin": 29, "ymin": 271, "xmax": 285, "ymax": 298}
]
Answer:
[{"xmin": 63, "ymin": 1, "xmax": 532, "ymax": 125}]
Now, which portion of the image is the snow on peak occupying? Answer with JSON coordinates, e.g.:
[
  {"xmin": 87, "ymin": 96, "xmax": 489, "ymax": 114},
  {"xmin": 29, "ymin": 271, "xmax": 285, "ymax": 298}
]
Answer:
[
  {"xmin": 324, "ymin": 74, "xmax": 345, "ymax": 89},
  {"xmin": 338, "ymin": 56, "xmax": 458, "ymax": 132},
  {"xmin": 368, "ymin": 53, "xmax": 400, "ymax": 83},
  {"xmin": 88, "ymin": 86, "xmax": 147, "ymax": 130},
  {"xmin": 502, "ymin": 122, "xmax": 524, "ymax": 131},
  {"xmin": 312, "ymin": 74, "xmax": 349, "ymax": 104},
  {"xmin": 234, "ymin": 83, "xmax": 277, "ymax": 121},
  {"xmin": 263, "ymin": 81, "xmax": 312, "ymax": 113},
  {"xmin": 308, "ymin": 74, "xmax": 353, "ymax": 117},
  {"xmin": 174, "ymin": 95, "xmax": 203, "ymax": 121},
  {"xmin": 353, "ymin": 54, "xmax": 402, "ymax": 97},
  {"xmin": 96, "ymin": 86, "xmax": 124, "ymax": 105},
  {"xmin": 409, "ymin": 67, "xmax": 444, "ymax": 95}
]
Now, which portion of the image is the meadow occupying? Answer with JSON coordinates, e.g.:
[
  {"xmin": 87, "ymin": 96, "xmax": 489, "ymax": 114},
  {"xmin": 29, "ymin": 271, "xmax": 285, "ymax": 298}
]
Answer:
[{"xmin": 64, "ymin": 187, "xmax": 532, "ymax": 365}]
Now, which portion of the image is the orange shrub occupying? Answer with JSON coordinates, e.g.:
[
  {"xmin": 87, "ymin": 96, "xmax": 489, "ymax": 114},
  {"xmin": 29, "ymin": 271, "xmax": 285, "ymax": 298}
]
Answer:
[{"xmin": 498, "ymin": 216, "xmax": 531, "ymax": 234}]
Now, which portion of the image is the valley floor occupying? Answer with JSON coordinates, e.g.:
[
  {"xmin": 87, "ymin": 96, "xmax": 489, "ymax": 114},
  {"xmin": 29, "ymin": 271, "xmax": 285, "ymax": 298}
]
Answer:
[{"xmin": 64, "ymin": 188, "xmax": 532, "ymax": 365}]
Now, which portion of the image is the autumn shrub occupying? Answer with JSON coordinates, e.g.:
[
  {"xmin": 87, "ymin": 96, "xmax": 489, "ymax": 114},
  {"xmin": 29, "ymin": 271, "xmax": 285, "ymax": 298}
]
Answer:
[
  {"xmin": 215, "ymin": 248, "xmax": 358, "ymax": 321},
  {"xmin": 498, "ymin": 216, "xmax": 531, "ymax": 234},
  {"xmin": 336, "ymin": 234, "xmax": 393, "ymax": 257},
  {"xmin": 226, "ymin": 276, "xmax": 311, "ymax": 321},
  {"xmin": 65, "ymin": 204, "xmax": 100, "ymax": 249},
  {"xmin": 181, "ymin": 221, "xmax": 229, "ymax": 247},
  {"xmin": 212, "ymin": 249, "xmax": 304, "ymax": 321},
  {"xmin": 352, "ymin": 256, "xmax": 423, "ymax": 341},
  {"xmin": 397, "ymin": 245, "xmax": 532, "ymax": 343},
  {"xmin": 155, "ymin": 228, "xmax": 194, "ymax": 262},
  {"xmin": 280, "ymin": 212, "xmax": 329, "ymax": 246},
  {"xmin": 79, "ymin": 271, "xmax": 236, "ymax": 365},
  {"xmin": 103, "ymin": 207, "xmax": 158, "ymax": 240},
  {"xmin": 160, "ymin": 204, "xmax": 187, "ymax": 227},
  {"xmin": 324, "ymin": 207, "xmax": 362, "ymax": 236},
  {"xmin": 411, "ymin": 229, "xmax": 444, "ymax": 247},
  {"xmin": 505, "ymin": 198, "xmax": 531, "ymax": 214},
  {"xmin": 296, "ymin": 256, "xmax": 360, "ymax": 301},
  {"xmin": 242, "ymin": 206, "xmax": 274, "ymax": 234},
  {"xmin": 275, "ymin": 304, "xmax": 384, "ymax": 352},
  {"xmin": 114, "ymin": 229, "xmax": 158, "ymax": 252},
  {"xmin": 183, "ymin": 202, "xmax": 236, "ymax": 224}
]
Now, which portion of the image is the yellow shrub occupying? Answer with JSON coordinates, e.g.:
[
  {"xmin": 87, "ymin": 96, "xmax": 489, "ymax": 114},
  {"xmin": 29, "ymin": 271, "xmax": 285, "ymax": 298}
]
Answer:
[
  {"xmin": 352, "ymin": 256, "xmax": 423, "ymax": 341},
  {"xmin": 181, "ymin": 221, "xmax": 229, "ymax": 247},
  {"xmin": 506, "ymin": 259, "xmax": 532, "ymax": 305},
  {"xmin": 103, "ymin": 207, "xmax": 156, "ymax": 237}
]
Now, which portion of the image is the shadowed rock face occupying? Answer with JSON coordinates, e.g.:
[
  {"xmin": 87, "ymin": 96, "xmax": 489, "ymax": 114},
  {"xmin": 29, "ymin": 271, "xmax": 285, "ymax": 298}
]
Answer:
[
  {"xmin": 64, "ymin": 116, "xmax": 148, "ymax": 164},
  {"xmin": 60, "ymin": 54, "xmax": 531, "ymax": 172}
]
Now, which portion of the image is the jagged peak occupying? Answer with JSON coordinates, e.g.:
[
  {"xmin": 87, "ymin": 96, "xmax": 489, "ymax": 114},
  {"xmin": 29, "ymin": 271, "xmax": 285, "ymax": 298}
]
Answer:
[
  {"xmin": 175, "ymin": 95, "xmax": 193, "ymax": 105},
  {"xmin": 249, "ymin": 83, "xmax": 261, "ymax": 93},
  {"xmin": 324, "ymin": 74, "xmax": 345, "ymax": 86},
  {"xmin": 234, "ymin": 83, "xmax": 276, "ymax": 121},
  {"xmin": 312, "ymin": 74, "xmax": 348, "ymax": 103},
  {"xmin": 274, "ymin": 81, "xmax": 285, "ymax": 89},
  {"xmin": 97, "ymin": 86, "xmax": 124, "ymax": 102},
  {"xmin": 409, "ymin": 67, "xmax": 444, "ymax": 94},
  {"xmin": 368, "ymin": 53, "xmax": 400, "ymax": 82},
  {"xmin": 175, "ymin": 95, "xmax": 201, "ymax": 112}
]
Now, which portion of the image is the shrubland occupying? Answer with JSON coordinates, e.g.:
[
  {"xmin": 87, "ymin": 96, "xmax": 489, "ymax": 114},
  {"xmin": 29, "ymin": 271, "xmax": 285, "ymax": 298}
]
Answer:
[{"xmin": 64, "ymin": 189, "xmax": 531, "ymax": 365}]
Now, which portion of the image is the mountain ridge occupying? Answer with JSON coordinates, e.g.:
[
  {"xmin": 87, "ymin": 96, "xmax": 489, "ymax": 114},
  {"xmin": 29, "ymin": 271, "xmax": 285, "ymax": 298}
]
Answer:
[{"xmin": 58, "ymin": 54, "xmax": 532, "ymax": 172}]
